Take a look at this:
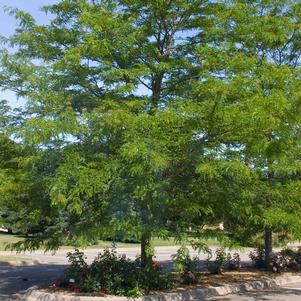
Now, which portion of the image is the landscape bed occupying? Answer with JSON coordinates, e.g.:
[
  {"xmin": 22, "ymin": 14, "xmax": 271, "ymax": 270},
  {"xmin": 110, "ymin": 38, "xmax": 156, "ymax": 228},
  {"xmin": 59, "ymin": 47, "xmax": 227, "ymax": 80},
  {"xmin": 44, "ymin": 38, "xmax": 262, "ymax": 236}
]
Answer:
[
  {"xmin": 40, "ymin": 246, "xmax": 301, "ymax": 298},
  {"xmin": 40, "ymin": 269, "xmax": 300, "ymax": 300}
]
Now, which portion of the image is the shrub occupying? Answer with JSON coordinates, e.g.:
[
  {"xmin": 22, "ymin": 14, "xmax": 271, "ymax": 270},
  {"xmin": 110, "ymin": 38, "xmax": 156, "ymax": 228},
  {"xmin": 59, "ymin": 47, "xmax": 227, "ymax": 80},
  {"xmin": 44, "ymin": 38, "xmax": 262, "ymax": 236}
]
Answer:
[
  {"xmin": 226, "ymin": 252, "xmax": 241, "ymax": 271},
  {"xmin": 249, "ymin": 248, "xmax": 265, "ymax": 268},
  {"xmin": 65, "ymin": 249, "xmax": 88, "ymax": 281},
  {"xmin": 139, "ymin": 261, "xmax": 175, "ymax": 290},
  {"xmin": 207, "ymin": 248, "xmax": 228, "ymax": 274},
  {"xmin": 269, "ymin": 248, "xmax": 301, "ymax": 273},
  {"xmin": 172, "ymin": 246, "xmax": 200, "ymax": 284},
  {"xmin": 269, "ymin": 252, "xmax": 289, "ymax": 273},
  {"xmin": 249, "ymin": 247, "xmax": 301, "ymax": 273},
  {"xmin": 171, "ymin": 246, "xmax": 198, "ymax": 273},
  {"xmin": 64, "ymin": 247, "xmax": 174, "ymax": 296},
  {"xmin": 182, "ymin": 271, "xmax": 197, "ymax": 285}
]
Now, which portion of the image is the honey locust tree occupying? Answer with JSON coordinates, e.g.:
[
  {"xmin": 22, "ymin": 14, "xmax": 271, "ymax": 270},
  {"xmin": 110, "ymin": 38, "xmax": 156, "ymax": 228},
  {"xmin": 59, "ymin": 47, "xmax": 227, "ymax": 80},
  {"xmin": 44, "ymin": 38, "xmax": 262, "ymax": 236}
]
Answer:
[
  {"xmin": 182, "ymin": 0, "xmax": 301, "ymax": 266},
  {"xmin": 0, "ymin": 0, "xmax": 225, "ymax": 267},
  {"xmin": 2, "ymin": 0, "xmax": 301, "ymax": 269}
]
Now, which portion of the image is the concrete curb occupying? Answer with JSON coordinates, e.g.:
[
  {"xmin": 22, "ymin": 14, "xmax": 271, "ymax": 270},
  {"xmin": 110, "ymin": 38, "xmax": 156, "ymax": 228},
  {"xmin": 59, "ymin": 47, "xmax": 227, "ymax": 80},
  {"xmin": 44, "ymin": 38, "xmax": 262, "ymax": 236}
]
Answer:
[{"xmin": 18, "ymin": 274, "xmax": 301, "ymax": 301}]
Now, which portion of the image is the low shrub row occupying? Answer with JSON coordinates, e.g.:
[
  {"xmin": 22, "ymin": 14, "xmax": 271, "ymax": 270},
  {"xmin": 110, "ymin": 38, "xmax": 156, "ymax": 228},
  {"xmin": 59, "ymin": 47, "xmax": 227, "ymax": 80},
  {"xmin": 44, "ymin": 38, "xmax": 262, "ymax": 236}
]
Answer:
[
  {"xmin": 52, "ymin": 246, "xmax": 301, "ymax": 296},
  {"xmin": 249, "ymin": 247, "xmax": 301, "ymax": 273}
]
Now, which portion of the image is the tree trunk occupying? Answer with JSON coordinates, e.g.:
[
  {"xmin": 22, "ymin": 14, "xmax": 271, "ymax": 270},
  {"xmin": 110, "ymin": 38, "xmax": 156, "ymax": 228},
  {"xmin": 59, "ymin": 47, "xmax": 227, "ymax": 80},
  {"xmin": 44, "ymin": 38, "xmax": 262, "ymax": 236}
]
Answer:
[
  {"xmin": 264, "ymin": 225, "xmax": 273, "ymax": 269},
  {"xmin": 141, "ymin": 231, "xmax": 152, "ymax": 268}
]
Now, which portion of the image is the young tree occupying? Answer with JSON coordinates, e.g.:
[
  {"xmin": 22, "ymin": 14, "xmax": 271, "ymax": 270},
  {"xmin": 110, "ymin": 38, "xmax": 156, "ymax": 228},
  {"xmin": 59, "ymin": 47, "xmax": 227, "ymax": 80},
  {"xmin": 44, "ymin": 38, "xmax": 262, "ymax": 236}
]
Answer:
[{"xmin": 0, "ymin": 0, "xmax": 218, "ymax": 266}]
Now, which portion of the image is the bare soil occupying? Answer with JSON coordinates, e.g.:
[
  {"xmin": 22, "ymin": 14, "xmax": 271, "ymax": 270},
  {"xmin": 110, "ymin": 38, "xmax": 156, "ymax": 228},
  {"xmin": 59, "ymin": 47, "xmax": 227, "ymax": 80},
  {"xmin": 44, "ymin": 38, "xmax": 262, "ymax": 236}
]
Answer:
[{"xmin": 163, "ymin": 268, "xmax": 293, "ymax": 293}]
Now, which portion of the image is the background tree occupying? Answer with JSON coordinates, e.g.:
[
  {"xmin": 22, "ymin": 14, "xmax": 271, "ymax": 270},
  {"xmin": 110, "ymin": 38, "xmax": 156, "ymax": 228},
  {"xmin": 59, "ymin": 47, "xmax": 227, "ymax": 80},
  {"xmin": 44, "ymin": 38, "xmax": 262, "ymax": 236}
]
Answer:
[
  {"xmin": 0, "ymin": 100, "xmax": 28, "ymax": 233},
  {"xmin": 184, "ymin": 0, "xmax": 301, "ymax": 266}
]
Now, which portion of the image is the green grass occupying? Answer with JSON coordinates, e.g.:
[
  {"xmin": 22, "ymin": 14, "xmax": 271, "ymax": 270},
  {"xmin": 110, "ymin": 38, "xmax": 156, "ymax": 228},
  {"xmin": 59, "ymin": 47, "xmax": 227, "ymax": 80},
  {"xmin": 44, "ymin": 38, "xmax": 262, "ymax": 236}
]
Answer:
[
  {"xmin": 0, "ymin": 234, "xmax": 24, "ymax": 251},
  {"xmin": 0, "ymin": 234, "xmax": 221, "ymax": 251},
  {"xmin": 59, "ymin": 237, "xmax": 182, "ymax": 250}
]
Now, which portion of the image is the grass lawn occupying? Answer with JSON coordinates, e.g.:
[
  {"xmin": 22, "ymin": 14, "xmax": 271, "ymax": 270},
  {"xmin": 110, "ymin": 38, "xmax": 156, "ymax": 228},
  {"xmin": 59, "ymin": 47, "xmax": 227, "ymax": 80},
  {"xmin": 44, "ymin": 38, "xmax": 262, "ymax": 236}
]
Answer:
[
  {"xmin": 0, "ymin": 233, "xmax": 221, "ymax": 251},
  {"xmin": 0, "ymin": 234, "xmax": 24, "ymax": 251}
]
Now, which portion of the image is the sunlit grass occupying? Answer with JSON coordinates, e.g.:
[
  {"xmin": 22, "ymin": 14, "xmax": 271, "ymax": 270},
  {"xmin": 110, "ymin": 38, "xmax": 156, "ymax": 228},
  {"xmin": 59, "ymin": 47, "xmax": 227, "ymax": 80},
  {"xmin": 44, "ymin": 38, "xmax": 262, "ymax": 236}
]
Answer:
[
  {"xmin": 0, "ymin": 233, "xmax": 222, "ymax": 251},
  {"xmin": 0, "ymin": 233, "xmax": 24, "ymax": 251}
]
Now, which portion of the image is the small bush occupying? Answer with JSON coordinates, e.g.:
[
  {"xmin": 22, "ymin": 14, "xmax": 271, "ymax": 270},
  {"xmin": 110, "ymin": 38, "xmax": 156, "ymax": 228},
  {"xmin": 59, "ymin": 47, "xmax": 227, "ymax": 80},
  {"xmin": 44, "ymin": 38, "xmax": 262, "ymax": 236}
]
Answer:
[
  {"xmin": 171, "ymin": 246, "xmax": 199, "ymax": 273},
  {"xmin": 270, "ymin": 248, "xmax": 301, "ymax": 273},
  {"xmin": 249, "ymin": 247, "xmax": 301, "ymax": 273},
  {"xmin": 182, "ymin": 271, "xmax": 197, "ymax": 284},
  {"xmin": 172, "ymin": 246, "xmax": 200, "ymax": 284},
  {"xmin": 249, "ymin": 248, "xmax": 265, "ymax": 268},
  {"xmin": 207, "ymin": 261, "xmax": 222, "ymax": 274},
  {"xmin": 226, "ymin": 252, "xmax": 241, "ymax": 271},
  {"xmin": 269, "ymin": 252, "xmax": 290, "ymax": 273},
  {"xmin": 207, "ymin": 248, "xmax": 228, "ymax": 274}
]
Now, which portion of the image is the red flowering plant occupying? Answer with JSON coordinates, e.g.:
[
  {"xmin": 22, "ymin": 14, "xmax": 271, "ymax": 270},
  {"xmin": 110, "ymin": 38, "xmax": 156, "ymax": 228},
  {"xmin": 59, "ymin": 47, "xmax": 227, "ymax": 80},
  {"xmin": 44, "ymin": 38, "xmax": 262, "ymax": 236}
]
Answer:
[
  {"xmin": 152, "ymin": 260, "xmax": 163, "ymax": 271},
  {"xmin": 99, "ymin": 287, "xmax": 109, "ymax": 296},
  {"xmin": 64, "ymin": 248, "xmax": 174, "ymax": 296},
  {"xmin": 182, "ymin": 271, "xmax": 197, "ymax": 285},
  {"xmin": 51, "ymin": 279, "xmax": 61, "ymax": 289}
]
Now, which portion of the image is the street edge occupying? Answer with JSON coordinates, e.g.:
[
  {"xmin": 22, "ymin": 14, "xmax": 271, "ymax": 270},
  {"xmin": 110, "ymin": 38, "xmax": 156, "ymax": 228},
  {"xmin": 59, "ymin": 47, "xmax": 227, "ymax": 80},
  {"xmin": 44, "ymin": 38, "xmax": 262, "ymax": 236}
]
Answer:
[{"xmin": 0, "ymin": 259, "xmax": 41, "ymax": 267}]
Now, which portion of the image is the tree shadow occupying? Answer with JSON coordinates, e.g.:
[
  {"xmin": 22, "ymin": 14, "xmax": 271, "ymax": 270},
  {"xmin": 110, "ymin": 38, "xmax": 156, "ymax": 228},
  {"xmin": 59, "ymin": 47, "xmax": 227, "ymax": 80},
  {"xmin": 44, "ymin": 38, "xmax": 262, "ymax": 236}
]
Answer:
[{"xmin": 0, "ymin": 263, "xmax": 67, "ymax": 296}]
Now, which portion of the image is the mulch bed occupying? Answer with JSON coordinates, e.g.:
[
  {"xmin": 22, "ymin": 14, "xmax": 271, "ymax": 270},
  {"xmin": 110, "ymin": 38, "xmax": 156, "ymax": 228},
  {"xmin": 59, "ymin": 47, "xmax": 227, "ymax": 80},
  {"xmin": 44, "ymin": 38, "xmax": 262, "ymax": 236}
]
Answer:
[
  {"xmin": 161, "ymin": 268, "xmax": 289, "ymax": 293},
  {"xmin": 44, "ymin": 267, "xmax": 299, "ymax": 297}
]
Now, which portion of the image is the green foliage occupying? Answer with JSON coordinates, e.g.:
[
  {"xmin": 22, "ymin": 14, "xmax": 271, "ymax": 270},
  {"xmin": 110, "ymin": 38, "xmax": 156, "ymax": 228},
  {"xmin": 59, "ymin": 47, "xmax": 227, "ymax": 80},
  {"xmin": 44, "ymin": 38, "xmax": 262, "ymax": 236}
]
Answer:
[
  {"xmin": 171, "ymin": 246, "xmax": 200, "ymax": 284},
  {"xmin": 65, "ymin": 248, "xmax": 174, "ymax": 296},
  {"xmin": 249, "ymin": 248, "xmax": 266, "ymax": 269},
  {"xmin": 226, "ymin": 252, "xmax": 241, "ymax": 271},
  {"xmin": 171, "ymin": 245, "xmax": 198, "ymax": 273},
  {"xmin": 1, "ymin": 0, "xmax": 301, "ymax": 266},
  {"xmin": 207, "ymin": 248, "xmax": 228, "ymax": 275}
]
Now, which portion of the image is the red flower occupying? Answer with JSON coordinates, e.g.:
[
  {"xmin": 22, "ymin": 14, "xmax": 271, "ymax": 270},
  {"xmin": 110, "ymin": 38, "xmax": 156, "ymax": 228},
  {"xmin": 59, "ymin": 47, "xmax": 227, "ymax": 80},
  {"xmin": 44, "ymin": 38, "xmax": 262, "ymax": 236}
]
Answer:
[
  {"xmin": 51, "ymin": 279, "xmax": 61, "ymax": 288},
  {"xmin": 78, "ymin": 272, "xmax": 84, "ymax": 281},
  {"xmin": 152, "ymin": 260, "xmax": 162, "ymax": 269},
  {"xmin": 73, "ymin": 287, "xmax": 79, "ymax": 294},
  {"xmin": 100, "ymin": 288, "xmax": 108, "ymax": 295},
  {"xmin": 68, "ymin": 283, "xmax": 74, "ymax": 289}
]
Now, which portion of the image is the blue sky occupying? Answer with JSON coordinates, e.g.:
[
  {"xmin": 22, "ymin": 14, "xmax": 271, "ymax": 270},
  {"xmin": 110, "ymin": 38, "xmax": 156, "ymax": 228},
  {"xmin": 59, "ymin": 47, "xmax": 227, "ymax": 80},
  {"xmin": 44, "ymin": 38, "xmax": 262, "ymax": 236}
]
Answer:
[{"xmin": 0, "ymin": 0, "xmax": 58, "ymax": 108}]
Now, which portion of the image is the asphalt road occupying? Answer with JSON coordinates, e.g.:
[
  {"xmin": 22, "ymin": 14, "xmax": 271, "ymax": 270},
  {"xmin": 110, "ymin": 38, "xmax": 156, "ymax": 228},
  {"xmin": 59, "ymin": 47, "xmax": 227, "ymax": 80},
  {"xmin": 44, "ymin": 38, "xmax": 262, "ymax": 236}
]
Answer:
[
  {"xmin": 0, "ymin": 263, "xmax": 66, "ymax": 301},
  {"xmin": 0, "ymin": 246, "xmax": 253, "ymax": 264}
]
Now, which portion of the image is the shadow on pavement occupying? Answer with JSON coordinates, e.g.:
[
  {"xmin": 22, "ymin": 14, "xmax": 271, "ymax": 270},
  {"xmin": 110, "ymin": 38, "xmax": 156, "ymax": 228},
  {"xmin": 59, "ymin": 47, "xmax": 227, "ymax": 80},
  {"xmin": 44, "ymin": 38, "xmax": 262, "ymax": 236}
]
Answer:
[{"xmin": 0, "ymin": 263, "xmax": 67, "ymax": 298}]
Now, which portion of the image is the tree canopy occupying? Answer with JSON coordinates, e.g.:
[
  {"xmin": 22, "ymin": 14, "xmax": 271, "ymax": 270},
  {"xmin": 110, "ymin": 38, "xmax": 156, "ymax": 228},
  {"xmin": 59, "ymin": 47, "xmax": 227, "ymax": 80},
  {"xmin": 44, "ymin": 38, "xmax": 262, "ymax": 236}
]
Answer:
[{"xmin": 1, "ymin": 0, "xmax": 301, "ymax": 267}]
